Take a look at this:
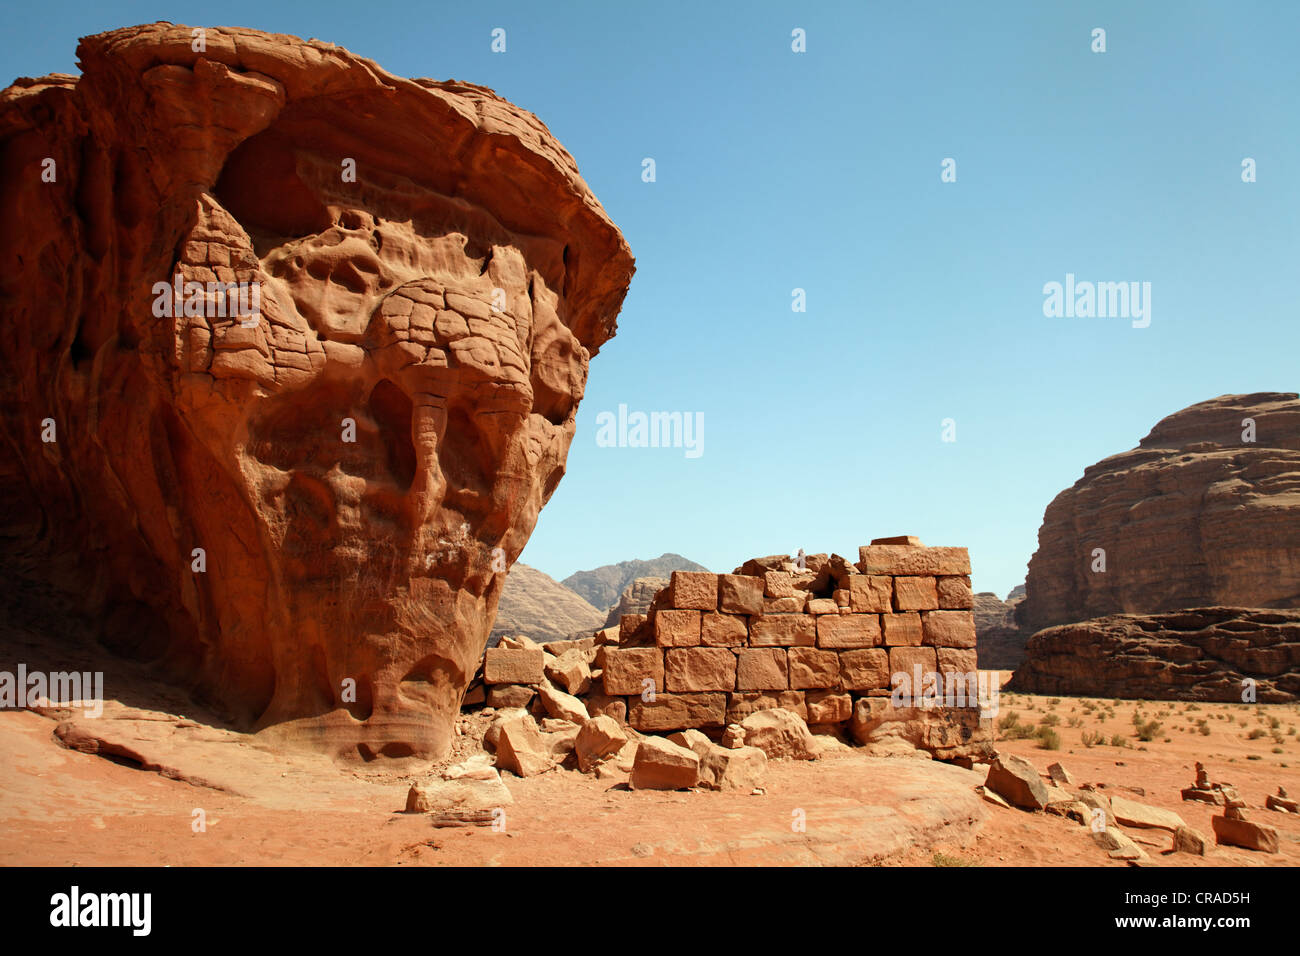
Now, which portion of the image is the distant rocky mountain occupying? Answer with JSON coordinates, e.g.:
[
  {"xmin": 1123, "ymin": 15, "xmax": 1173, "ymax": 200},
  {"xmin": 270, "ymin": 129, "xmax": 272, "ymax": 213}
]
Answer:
[
  {"xmin": 1017, "ymin": 392, "xmax": 1300, "ymax": 633},
  {"xmin": 490, "ymin": 564, "xmax": 606, "ymax": 645},
  {"xmin": 562, "ymin": 553, "xmax": 707, "ymax": 611},
  {"xmin": 601, "ymin": 576, "xmax": 670, "ymax": 628},
  {"xmin": 974, "ymin": 586, "xmax": 1027, "ymax": 670}
]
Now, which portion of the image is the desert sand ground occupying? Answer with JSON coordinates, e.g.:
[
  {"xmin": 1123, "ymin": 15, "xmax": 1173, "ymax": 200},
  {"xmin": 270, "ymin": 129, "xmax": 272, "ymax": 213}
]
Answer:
[{"xmin": 1, "ymin": 666, "xmax": 1296, "ymax": 867}]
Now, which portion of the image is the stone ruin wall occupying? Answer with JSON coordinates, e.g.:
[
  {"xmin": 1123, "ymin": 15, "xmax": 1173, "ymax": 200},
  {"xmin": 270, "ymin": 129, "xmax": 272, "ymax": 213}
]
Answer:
[{"xmin": 472, "ymin": 539, "xmax": 994, "ymax": 762}]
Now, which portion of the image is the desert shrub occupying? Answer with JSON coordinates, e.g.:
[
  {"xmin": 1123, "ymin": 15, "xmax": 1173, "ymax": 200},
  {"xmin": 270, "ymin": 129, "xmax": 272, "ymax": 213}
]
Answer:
[
  {"xmin": 997, "ymin": 710, "xmax": 1020, "ymax": 731},
  {"xmin": 1039, "ymin": 713, "xmax": 1060, "ymax": 727},
  {"xmin": 1247, "ymin": 728, "xmax": 1266, "ymax": 740},
  {"xmin": 1109, "ymin": 734, "xmax": 1130, "ymax": 748},
  {"xmin": 1081, "ymin": 731, "xmax": 1104, "ymax": 748},
  {"xmin": 1135, "ymin": 719, "xmax": 1163, "ymax": 742},
  {"xmin": 1035, "ymin": 727, "xmax": 1061, "ymax": 750}
]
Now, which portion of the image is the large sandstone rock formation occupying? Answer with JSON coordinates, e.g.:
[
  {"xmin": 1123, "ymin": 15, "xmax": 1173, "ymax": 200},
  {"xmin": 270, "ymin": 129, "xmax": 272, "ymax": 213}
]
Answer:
[
  {"xmin": 490, "ymin": 564, "xmax": 606, "ymax": 646},
  {"xmin": 1009, "ymin": 607, "xmax": 1300, "ymax": 702},
  {"xmin": 1017, "ymin": 393, "xmax": 1300, "ymax": 633},
  {"xmin": 561, "ymin": 553, "xmax": 706, "ymax": 611},
  {"xmin": 0, "ymin": 24, "xmax": 633, "ymax": 760},
  {"xmin": 973, "ymin": 587, "xmax": 1026, "ymax": 670},
  {"xmin": 600, "ymin": 576, "xmax": 670, "ymax": 628}
]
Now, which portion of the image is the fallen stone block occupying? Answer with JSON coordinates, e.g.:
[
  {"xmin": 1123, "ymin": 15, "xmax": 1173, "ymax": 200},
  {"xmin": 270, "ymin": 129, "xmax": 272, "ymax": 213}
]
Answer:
[
  {"xmin": 721, "ymin": 723, "xmax": 746, "ymax": 748},
  {"xmin": 1265, "ymin": 788, "xmax": 1298, "ymax": 814},
  {"xmin": 544, "ymin": 649, "xmax": 592, "ymax": 695},
  {"xmin": 493, "ymin": 713, "xmax": 553, "ymax": 777},
  {"xmin": 1172, "ymin": 825, "xmax": 1208, "ymax": 856},
  {"xmin": 739, "ymin": 707, "xmax": 816, "ymax": 760},
  {"xmin": 1092, "ymin": 828, "xmax": 1147, "ymax": 861},
  {"xmin": 698, "ymin": 744, "xmax": 768, "ymax": 791},
  {"xmin": 405, "ymin": 755, "xmax": 513, "ymax": 813},
  {"xmin": 486, "ymin": 684, "xmax": 535, "ymax": 709},
  {"xmin": 574, "ymin": 715, "xmax": 629, "ymax": 773},
  {"xmin": 629, "ymin": 736, "xmax": 700, "ymax": 790},
  {"xmin": 1047, "ymin": 762, "xmax": 1073, "ymax": 787},
  {"xmin": 1212, "ymin": 815, "xmax": 1279, "ymax": 853},
  {"xmin": 1110, "ymin": 795, "xmax": 1186, "ymax": 832},
  {"xmin": 985, "ymin": 753, "xmax": 1049, "ymax": 810},
  {"xmin": 539, "ymin": 685, "xmax": 589, "ymax": 724}
]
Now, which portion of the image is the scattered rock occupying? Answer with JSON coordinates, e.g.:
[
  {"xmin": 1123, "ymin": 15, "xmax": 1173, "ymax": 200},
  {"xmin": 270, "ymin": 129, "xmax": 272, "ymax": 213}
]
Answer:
[
  {"xmin": 698, "ymin": 745, "xmax": 768, "ymax": 792},
  {"xmin": 538, "ymin": 685, "xmax": 589, "ymax": 724},
  {"xmin": 405, "ymin": 755, "xmax": 513, "ymax": 814},
  {"xmin": 720, "ymin": 723, "xmax": 746, "ymax": 749},
  {"xmin": 573, "ymin": 715, "xmax": 629, "ymax": 773},
  {"xmin": 1092, "ymin": 828, "xmax": 1147, "ymax": 861},
  {"xmin": 739, "ymin": 708, "xmax": 817, "ymax": 761},
  {"xmin": 1172, "ymin": 826, "xmax": 1208, "ymax": 856},
  {"xmin": 1212, "ymin": 815, "xmax": 1279, "ymax": 854},
  {"xmin": 985, "ymin": 754, "xmax": 1049, "ymax": 810},
  {"xmin": 493, "ymin": 713, "xmax": 553, "ymax": 778},
  {"xmin": 1109, "ymin": 795, "xmax": 1187, "ymax": 833},
  {"xmin": 1047, "ymin": 762, "xmax": 1073, "ymax": 787}
]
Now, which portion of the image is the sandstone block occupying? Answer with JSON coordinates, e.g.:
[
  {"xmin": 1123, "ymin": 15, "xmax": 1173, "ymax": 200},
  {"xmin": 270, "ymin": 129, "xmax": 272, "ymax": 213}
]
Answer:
[
  {"xmin": 1172, "ymin": 825, "xmax": 1208, "ymax": 855},
  {"xmin": 667, "ymin": 729, "xmax": 713, "ymax": 757},
  {"xmin": 806, "ymin": 598, "xmax": 839, "ymax": 615},
  {"xmin": 486, "ymin": 684, "xmax": 535, "ymax": 709},
  {"xmin": 739, "ymin": 708, "xmax": 816, "ymax": 760},
  {"xmin": 582, "ymin": 691, "xmax": 627, "ymax": 724},
  {"xmin": 805, "ymin": 689, "xmax": 852, "ymax": 724},
  {"xmin": 881, "ymin": 612, "xmax": 924, "ymax": 646},
  {"xmin": 1110, "ymin": 795, "xmax": 1186, "ymax": 832},
  {"xmin": 839, "ymin": 648, "xmax": 890, "ymax": 690},
  {"xmin": 985, "ymin": 753, "xmax": 1049, "ymax": 809},
  {"xmin": 936, "ymin": 647, "xmax": 978, "ymax": 675},
  {"xmin": 787, "ymin": 647, "xmax": 840, "ymax": 689},
  {"xmin": 833, "ymin": 589, "xmax": 851, "ymax": 607},
  {"xmin": 484, "ymin": 648, "xmax": 545, "ymax": 685},
  {"xmin": 1212, "ymin": 815, "xmax": 1279, "ymax": 853},
  {"xmin": 405, "ymin": 755, "xmax": 513, "ymax": 813},
  {"xmin": 749, "ymin": 614, "xmax": 816, "ymax": 647},
  {"xmin": 858, "ymin": 545, "xmax": 971, "ymax": 576},
  {"xmin": 718, "ymin": 574, "xmax": 764, "ymax": 615},
  {"xmin": 494, "ymin": 713, "xmax": 552, "ymax": 777},
  {"xmin": 889, "ymin": 646, "xmax": 937, "ymax": 682},
  {"xmin": 544, "ymin": 648, "xmax": 593, "ymax": 694},
  {"xmin": 700, "ymin": 612, "xmax": 748, "ymax": 647},
  {"xmin": 736, "ymin": 648, "xmax": 788, "ymax": 691},
  {"xmin": 665, "ymin": 647, "xmax": 737, "ymax": 692},
  {"xmin": 654, "ymin": 608, "xmax": 702, "ymax": 647},
  {"xmin": 628, "ymin": 692, "xmax": 727, "ymax": 731},
  {"xmin": 600, "ymin": 647, "xmax": 664, "ymax": 697},
  {"xmin": 698, "ymin": 745, "xmax": 768, "ymax": 791},
  {"xmin": 870, "ymin": 535, "xmax": 924, "ymax": 546},
  {"xmin": 726, "ymin": 690, "xmax": 806, "ymax": 723},
  {"xmin": 849, "ymin": 575, "xmax": 893, "ymax": 613},
  {"xmin": 764, "ymin": 571, "xmax": 795, "ymax": 598},
  {"xmin": 574, "ymin": 715, "xmax": 629, "ymax": 772},
  {"xmin": 669, "ymin": 571, "xmax": 717, "ymax": 610},
  {"xmin": 538, "ymin": 685, "xmax": 589, "ymax": 724},
  {"xmin": 619, "ymin": 613, "xmax": 647, "ymax": 643},
  {"xmin": 816, "ymin": 613, "xmax": 880, "ymax": 649},
  {"xmin": 921, "ymin": 610, "xmax": 977, "ymax": 648},
  {"xmin": 936, "ymin": 576, "xmax": 974, "ymax": 609},
  {"xmin": 629, "ymin": 736, "xmax": 700, "ymax": 790},
  {"xmin": 893, "ymin": 576, "xmax": 939, "ymax": 611},
  {"xmin": 761, "ymin": 596, "xmax": 803, "ymax": 614}
]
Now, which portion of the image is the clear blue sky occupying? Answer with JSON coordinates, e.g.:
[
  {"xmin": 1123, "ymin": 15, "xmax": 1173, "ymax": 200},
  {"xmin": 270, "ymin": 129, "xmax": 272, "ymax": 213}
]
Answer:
[{"xmin": 7, "ymin": 1, "xmax": 1297, "ymax": 598}]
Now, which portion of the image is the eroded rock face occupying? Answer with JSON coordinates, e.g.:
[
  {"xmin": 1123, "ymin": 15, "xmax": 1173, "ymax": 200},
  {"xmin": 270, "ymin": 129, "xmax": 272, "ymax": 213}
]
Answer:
[
  {"xmin": 1017, "ymin": 393, "xmax": 1300, "ymax": 633},
  {"xmin": 0, "ymin": 24, "xmax": 633, "ymax": 760},
  {"xmin": 1009, "ymin": 607, "xmax": 1300, "ymax": 701}
]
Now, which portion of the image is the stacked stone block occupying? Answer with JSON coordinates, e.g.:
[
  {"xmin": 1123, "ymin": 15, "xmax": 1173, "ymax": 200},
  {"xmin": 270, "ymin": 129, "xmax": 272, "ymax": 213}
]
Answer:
[{"xmin": 593, "ymin": 539, "xmax": 978, "ymax": 733}]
